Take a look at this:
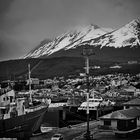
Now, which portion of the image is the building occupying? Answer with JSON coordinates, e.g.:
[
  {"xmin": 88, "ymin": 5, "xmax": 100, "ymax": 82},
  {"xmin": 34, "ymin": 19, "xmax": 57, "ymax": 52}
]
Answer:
[
  {"xmin": 26, "ymin": 78, "xmax": 39, "ymax": 85},
  {"xmin": 99, "ymin": 107, "xmax": 140, "ymax": 137},
  {"xmin": 123, "ymin": 98, "xmax": 140, "ymax": 109},
  {"xmin": 111, "ymin": 79, "xmax": 121, "ymax": 87},
  {"xmin": 128, "ymin": 61, "xmax": 138, "ymax": 64}
]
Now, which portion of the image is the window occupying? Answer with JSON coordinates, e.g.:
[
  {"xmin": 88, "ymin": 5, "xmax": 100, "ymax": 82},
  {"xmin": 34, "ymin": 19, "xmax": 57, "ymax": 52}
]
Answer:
[
  {"xmin": 10, "ymin": 96, "xmax": 13, "ymax": 102},
  {"xmin": 104, "ymin": 120, "xmax": 111, "ymax": 126},
  {"xmin": 3, "ymin": 97, "xmax": 5, "ymax": 101}
]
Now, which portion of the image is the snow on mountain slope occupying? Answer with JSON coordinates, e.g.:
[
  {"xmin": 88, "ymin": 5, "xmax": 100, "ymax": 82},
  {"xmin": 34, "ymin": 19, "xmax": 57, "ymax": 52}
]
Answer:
[
  {"xmin": 23, "ymin": 24, "xmax": 109, "ymax": 58},
  {"xmin": 79, "ymin": 19, "xmax": 140, "ymax": 48},
  {"xmin": 23, "ymin": 19, "xmax": 140, "ymax": 59}
]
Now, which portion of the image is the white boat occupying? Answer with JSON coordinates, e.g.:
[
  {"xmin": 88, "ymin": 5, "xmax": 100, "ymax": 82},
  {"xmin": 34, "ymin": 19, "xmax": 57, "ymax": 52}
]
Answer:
[{"xmin": 78, "ymin": 96, "xmax": 103, "ymax": 111}]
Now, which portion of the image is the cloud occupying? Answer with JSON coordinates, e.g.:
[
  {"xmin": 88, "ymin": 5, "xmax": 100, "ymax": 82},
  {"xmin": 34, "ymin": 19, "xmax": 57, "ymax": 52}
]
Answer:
[
  {"xmin": 9, "ymin": 1, "xmax": 93, "ymax": 28},
  {"xmin": 0, "ymin": 0, "xmax": 14, "ymax": 17}
]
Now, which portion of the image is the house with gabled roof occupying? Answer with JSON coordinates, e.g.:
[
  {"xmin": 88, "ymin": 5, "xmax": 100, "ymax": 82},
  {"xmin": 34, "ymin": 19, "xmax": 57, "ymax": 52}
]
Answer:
[{"xmin": 99, "ymin": 107, "xmax": 140, "ymax": 138}]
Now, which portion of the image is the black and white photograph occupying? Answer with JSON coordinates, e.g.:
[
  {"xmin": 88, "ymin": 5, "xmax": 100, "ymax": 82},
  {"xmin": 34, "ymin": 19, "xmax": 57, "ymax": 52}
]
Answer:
[{"xmin": 0, "ymin": 0, "xmax": 140, "ymax": 140}]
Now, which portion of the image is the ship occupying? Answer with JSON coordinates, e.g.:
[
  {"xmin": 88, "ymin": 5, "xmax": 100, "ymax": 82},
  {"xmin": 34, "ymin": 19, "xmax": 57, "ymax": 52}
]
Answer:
[
  {"xmin": 0, "ymin": 64, "xmax": 49, "ymax": 139},
  {"xmin": 77, "ymin": 93, "xmax": 114, "ymax": 120},
  {"xmin": 78, "ymin": 96, "xmax": 103, "ymax": 111}
]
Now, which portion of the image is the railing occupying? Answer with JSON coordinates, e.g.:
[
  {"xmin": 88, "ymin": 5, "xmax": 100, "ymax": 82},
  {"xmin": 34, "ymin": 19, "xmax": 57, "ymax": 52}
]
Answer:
[
  {"xmin": 78, "ymin": 106, "xmax": 97, "ymax": 110},
  {"xmin": 25, "ymin": 103, "xmax": 48, "ymax": 113}
]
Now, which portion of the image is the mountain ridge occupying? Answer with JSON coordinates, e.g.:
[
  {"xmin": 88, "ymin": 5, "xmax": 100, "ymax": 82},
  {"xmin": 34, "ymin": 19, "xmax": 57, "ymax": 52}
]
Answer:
[
  {"xmin": 79, "ymin": 19, "xmax": 140, "ymax": 48},
  {"xmin": 23, "ymin": 19, "xmax": 140, "ymax": 59},
  {"xmin": 23, "ymin": 24, "xmax": 110, "ymax": 58}
]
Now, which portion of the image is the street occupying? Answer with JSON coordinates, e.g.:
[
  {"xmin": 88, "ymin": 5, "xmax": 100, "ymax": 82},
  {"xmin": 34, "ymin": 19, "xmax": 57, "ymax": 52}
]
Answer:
[{"xmin": 30, "ymin": 120, "xmax": 100, "ymax": 140}]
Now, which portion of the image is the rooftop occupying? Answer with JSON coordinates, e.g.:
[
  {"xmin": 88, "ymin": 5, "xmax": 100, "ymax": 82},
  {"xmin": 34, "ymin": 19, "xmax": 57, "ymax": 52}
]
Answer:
[
  {"xmin": 100, "ymin": 107, "xmax": 140, "ymax": 120},
  {"xmin": 123, "ymin": 98, "xmax": 140, "ymax": 106}
]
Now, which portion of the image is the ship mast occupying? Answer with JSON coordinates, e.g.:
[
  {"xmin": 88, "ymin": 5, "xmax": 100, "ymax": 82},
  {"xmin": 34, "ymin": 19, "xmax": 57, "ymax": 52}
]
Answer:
[{"xmin": 28, "ymin": 64, "xmax": 32, "ymax": 103}]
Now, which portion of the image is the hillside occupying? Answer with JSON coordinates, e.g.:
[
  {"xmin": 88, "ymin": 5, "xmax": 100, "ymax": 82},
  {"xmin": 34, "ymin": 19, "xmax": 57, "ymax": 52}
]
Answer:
[{"xmin": 0, "ymin": 57, "xmax": 140, "ymax": 81}]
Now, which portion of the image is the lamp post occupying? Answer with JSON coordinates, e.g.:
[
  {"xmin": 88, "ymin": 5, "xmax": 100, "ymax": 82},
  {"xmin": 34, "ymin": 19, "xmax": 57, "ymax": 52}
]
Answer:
[{"xmin": 82, "ymin": 46, "xmax": 94, "ymax": 140}]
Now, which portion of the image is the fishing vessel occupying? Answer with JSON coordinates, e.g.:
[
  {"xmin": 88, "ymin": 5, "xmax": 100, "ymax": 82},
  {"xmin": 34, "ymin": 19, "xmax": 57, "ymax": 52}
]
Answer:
[
  {"xmin": 78, "ymin": 96, "xmax": 103, "ymax": 111},
  {"xmin": 0, "ymin": 64, "xmax": 49, "ymax": 139}
]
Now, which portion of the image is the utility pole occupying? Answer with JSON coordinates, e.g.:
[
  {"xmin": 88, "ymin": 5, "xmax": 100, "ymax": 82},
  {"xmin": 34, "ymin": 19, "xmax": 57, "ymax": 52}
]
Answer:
[
  {"xmin": 28, "ymin": 64, "xmax": 32, "ymax": 103},
  {"xmin": 82, "ymin": 46, "xmax": 94, "ymax": 140}
]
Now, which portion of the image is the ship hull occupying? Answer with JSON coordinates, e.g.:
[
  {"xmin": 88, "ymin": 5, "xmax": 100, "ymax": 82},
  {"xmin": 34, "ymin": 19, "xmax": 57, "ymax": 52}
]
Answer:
[{"xmin": 0, "ymin": 106, "xmax": 48, "ymax": 138}]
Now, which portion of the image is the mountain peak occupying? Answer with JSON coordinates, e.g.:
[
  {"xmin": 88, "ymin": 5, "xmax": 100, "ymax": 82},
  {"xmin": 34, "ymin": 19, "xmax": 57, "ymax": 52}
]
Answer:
[
  {"xmin": 79, "ymin": 18, "xmax": 140, "ymax": 49},
  {"xmin": 90, "ymin": 24, "xmax": 100, "ymax": 29},
  {"xmin": 125, "ymin": 18, "xmax": 140, "ymax": 29},
  {"xmin": 130, "ymin": 18, "xmax": 140, "ymax": 24}
]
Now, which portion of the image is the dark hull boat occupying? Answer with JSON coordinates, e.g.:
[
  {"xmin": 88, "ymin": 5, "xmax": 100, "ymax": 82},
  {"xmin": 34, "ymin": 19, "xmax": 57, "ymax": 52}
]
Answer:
[
  {"xmin": 0, "ymin": 105, "xmax": 48, "ymax": 138},
  {"xmin": 0, "ymin": 64, "xmax": 49, "ymax": 139}
]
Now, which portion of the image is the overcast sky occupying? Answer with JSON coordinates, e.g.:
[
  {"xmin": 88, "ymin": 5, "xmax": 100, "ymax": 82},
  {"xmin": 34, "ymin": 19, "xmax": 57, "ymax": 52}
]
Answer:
[{"xmin": 0, "ymin": 0, "xmax": 140, "ymax": 61}]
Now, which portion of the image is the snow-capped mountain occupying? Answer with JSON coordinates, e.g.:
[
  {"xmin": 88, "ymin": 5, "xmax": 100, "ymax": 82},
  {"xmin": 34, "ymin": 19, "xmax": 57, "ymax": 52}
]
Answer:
[
  {"xmin": 23, "ymin": 24, "xmax": 110, "ymax": 58},
  {"xmin": 79, "ymin": 19, "xmax": 140, "ymax": 48},
  {"xmin": 23, "ymin": 19, "xmax": 140, "ymax": 59}
]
